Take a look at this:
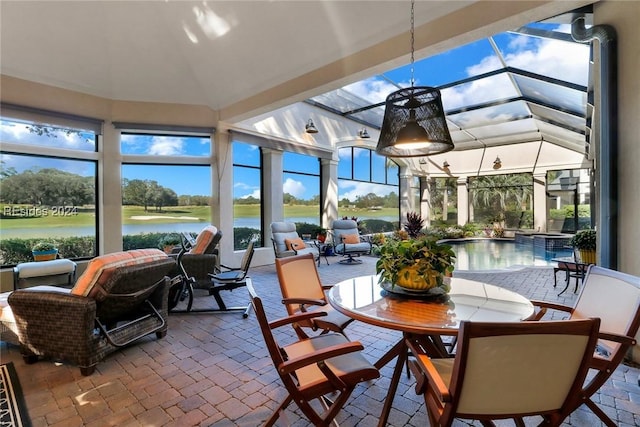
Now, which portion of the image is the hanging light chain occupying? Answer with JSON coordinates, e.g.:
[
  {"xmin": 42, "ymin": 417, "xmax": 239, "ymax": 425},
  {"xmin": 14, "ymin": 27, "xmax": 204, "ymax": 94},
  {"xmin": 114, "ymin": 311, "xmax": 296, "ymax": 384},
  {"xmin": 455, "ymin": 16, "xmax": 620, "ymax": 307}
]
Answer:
[{"xmin": 410, "ymin": 0, "xmax": 415, "ymax": 88}]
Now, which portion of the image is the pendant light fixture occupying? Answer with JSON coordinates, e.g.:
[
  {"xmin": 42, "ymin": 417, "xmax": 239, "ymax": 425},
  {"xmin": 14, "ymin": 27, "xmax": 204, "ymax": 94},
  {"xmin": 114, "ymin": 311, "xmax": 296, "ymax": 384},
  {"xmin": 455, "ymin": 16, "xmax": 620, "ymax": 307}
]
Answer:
[
  {"xmin": 376, "ymin": 0, "xmax": 454, "ymax": 157},
  {"xmin": 305, "ymin": 118, "xmax": 318, "ymax": 134}
]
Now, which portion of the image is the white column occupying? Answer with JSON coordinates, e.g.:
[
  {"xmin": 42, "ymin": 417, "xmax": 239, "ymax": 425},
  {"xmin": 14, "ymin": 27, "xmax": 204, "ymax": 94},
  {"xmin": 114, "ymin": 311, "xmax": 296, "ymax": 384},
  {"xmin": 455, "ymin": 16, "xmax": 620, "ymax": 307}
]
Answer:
[
  {"xmin": 100, "ymin": 123, "xmax": 123, "ymax": 254},
  {"xmin": 533, "ymin": 172, "xmax": 547, "ymax": 232},
  {"xmin": 457, "ymin": 177, "xmax": 469, "ymax": 226},
  {"xmin": 321, "ymin": 158, "xmax": 338, "ymax": 230},
  {"xmin": 263, "ymin": 147, "xmax": 284, "ymax": 232},
  {"xmin": 215, "ymin": 129, "xmax": 234, "ymax": 266},
  {"xmin": 420, "ymin": 177, "xmax": 431, "ymax": 227},
  {"xmin": 399, "ymin": 166, "xmax": 412, "ymax": 220}
]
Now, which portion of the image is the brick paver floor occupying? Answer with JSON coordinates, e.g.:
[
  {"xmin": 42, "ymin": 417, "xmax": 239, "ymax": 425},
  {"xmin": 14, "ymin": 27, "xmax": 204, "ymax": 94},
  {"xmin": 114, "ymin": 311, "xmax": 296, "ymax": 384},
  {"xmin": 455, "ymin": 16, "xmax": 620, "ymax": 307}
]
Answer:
[{"xmin": 2, "ymin": 255, "xmax": 639, "ymax": 426}]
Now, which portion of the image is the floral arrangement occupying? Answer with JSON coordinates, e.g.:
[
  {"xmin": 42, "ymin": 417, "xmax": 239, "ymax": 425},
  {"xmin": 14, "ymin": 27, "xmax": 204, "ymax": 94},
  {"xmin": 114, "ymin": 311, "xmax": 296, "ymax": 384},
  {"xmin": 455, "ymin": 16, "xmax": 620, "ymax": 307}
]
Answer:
[{"xmin": 376, "ymin": 236, "xmax": 456, "ymax": 294}]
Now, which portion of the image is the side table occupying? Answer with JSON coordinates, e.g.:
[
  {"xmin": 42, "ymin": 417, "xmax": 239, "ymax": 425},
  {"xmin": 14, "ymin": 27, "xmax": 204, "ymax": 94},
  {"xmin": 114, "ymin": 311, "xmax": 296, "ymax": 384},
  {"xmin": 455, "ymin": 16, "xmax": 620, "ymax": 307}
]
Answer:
[{"xmin": 13, "ymin": 259, "xmax": 77, "ymax": 290}]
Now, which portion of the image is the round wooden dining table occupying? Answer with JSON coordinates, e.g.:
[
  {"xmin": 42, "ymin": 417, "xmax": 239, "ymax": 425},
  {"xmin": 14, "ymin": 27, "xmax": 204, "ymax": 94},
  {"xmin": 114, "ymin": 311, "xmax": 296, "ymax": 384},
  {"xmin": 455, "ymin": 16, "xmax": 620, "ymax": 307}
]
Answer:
[{"xmin": 327, "ymin": 274, "xmax": 535, "ymax": 427}]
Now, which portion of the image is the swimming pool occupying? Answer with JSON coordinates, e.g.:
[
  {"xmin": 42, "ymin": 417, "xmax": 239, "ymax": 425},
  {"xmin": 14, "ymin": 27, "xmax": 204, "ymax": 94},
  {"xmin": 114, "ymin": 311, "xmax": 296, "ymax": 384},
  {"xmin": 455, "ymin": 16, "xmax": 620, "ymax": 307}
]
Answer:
[{"xmin": 446, "ymin": 239, "xmax": 572, "ymax": 271}]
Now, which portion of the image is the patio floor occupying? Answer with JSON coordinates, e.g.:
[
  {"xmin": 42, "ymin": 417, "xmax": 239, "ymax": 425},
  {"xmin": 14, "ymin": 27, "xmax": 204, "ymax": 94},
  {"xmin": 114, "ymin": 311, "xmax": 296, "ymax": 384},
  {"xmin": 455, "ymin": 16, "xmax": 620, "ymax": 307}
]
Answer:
[{"xmin": 2, "ymin": 254, "xmax": 639, "ymax": 426}]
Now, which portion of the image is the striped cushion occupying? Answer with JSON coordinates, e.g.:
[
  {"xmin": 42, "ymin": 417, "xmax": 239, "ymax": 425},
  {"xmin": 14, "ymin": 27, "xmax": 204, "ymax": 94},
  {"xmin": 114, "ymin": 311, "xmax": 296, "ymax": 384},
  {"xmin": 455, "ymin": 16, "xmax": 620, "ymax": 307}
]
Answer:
[
  {"xmin": 188, "ymin": 225, "xmax": 218, "ymax": 255},
  {"xmin": 71, "ymin": 249, "xmax": 167, "ymax": 298}
]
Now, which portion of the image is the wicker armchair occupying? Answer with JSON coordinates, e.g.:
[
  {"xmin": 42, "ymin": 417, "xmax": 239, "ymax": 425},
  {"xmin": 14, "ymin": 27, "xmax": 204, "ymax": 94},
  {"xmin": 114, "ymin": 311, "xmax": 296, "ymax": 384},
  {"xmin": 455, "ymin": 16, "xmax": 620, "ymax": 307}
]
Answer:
[{"xmin": 3, "ymin": 251, "xmax": 176, "ymax": 375}]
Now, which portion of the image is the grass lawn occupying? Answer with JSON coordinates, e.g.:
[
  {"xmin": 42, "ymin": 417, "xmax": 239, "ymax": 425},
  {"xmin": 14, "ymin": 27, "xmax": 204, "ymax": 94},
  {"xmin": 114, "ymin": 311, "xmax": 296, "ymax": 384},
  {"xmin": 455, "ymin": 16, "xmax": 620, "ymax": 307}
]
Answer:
[{"xmin": 0, "ymin": 203, "xmax": 400, "ymax": 230}]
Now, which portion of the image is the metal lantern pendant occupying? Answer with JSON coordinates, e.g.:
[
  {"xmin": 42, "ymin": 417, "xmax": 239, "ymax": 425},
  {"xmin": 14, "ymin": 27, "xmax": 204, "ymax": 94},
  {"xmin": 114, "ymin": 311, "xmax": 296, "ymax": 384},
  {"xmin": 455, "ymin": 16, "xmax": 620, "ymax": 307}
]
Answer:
[
  {"xmin": 376, "ymin": 0, "xmax": 454, "ymax": 157},
  {"xmin": 377, "ymin": 86, "xmax": 453, "ymax": 157}
]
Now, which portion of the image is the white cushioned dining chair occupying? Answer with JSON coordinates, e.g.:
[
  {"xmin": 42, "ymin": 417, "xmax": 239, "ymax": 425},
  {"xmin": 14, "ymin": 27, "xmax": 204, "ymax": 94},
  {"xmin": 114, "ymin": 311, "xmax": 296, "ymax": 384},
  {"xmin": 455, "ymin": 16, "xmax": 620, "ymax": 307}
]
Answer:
[
  {"xmin": 406, "ymin": 318, "xmax": 601, "ymax": 427},
  {"xmin": 531, "ymin": 265, "xmax": 640, "ymax": 427}
]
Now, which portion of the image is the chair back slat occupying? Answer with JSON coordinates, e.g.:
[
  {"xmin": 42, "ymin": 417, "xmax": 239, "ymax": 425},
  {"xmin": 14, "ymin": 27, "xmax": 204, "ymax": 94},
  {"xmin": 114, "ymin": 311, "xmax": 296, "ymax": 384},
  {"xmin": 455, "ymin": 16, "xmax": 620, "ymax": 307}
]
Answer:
[
  {"xmin": 246, "ymin": 281, "xmax": 286, "ymax": 367},
  {"xmin": 276, "ymin": 254, "xmax": 326, "ymax": 309},
  {"xmin": 572, "ymin": 266, "xmax": 640, "ymax": 352},
  {"xmin": 410, "ymin": 318, "xmax": 601, "ymax": 425},
  {"xmin": 456, "ymin": 326, "xmax": 595, "ymax": 415}
]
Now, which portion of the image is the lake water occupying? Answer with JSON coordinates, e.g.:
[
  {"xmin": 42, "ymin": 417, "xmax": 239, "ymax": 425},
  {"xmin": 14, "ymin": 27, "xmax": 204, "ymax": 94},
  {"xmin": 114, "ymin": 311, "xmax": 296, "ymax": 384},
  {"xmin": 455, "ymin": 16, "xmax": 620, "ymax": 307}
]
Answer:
[{"xmin": 448, "ymin": 239, "xmax": 572, "ymax": 271}]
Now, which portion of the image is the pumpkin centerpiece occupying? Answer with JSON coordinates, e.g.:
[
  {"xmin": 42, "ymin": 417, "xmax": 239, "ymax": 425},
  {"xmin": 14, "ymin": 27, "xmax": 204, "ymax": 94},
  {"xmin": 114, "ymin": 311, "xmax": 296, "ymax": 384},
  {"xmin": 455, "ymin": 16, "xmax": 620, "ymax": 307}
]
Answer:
[{"xmin": 376, "ymin": 237, "xmax": 455, "ymax": 295}]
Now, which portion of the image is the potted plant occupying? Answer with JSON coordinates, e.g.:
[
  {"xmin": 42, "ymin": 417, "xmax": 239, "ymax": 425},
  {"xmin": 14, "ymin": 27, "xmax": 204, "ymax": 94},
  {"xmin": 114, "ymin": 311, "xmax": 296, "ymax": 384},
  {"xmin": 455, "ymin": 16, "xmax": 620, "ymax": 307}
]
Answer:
[
  {"xmin": 32, "ymin": 241, "xmax": 58, "ymax": 261},
  {"xmin": 159, "ymin": 234, "xmax": 181, "ymax": 254},
  {"xmin": 570, "ymin": 229, "xmax": 596, "ymax": 264},
  {"xmin": 316, "ymin": 228, "xmax": 327, "ymax": 243},
  {"xmin": 376, "ymin": 236, "xmax": 456, "ymax": 294}
]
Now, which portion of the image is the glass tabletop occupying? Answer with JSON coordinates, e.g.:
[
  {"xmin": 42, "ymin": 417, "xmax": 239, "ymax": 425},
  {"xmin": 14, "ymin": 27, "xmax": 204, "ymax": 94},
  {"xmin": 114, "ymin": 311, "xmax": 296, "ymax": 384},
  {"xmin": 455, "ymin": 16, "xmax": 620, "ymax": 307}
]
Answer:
[{"xmin": 327, "ymin": 275, "xmax": 535, "ymax": 335}]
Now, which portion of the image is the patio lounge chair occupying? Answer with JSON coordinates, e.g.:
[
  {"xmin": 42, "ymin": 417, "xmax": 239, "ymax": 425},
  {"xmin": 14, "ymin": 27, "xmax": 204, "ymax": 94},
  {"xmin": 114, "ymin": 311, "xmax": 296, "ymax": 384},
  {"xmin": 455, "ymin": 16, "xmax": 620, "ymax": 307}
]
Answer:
[
  {"xmin": 331, "ymin": 219, "xmax": 372, "ymax": 264},
  {"xmin": 2, "ymin": 249, "xmax": 175, "ymax": 375},
  {"xmin": 270, "ymin": 221, "xmax": 321, "ymax": 265}
]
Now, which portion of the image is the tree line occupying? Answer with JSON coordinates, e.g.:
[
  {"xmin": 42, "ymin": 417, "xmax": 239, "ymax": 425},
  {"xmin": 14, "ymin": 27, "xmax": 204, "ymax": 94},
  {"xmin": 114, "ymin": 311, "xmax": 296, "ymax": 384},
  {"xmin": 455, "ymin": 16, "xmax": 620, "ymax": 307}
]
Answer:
[
  {"xmin": 0, "ymin": 168, "xmax": 94, "ymax": 206},
  {"xmin": 0, "ymin": 167, "xmax": 212, "ymax": 211}
]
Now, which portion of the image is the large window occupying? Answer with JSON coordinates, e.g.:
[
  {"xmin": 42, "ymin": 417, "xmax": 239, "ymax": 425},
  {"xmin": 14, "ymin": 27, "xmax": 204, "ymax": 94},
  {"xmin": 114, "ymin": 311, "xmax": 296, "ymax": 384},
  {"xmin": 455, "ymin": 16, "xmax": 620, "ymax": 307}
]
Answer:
[
  {"xmin": 469, "ymin": 173, "xmax": 533, "ymax": 229},
  {"xmin": 120, "ymin": 133, "xmax": 212, "ymax": 250},
  {"xmin": 0, "ymin": 117, "xmax": 99, "ymax": 266},
  {"xmin": 233, "ymin": 141, "xmax": 262, "ymax": 250},
  {"xmin": 337, "ymin": 147, "xmax": 399, "ymax": 233},
  {"xmin": 546, "ymin": 169, "xmax": 591, "ymax": 233},
  {"xmin": 283, "ymin": 152, "xmax": 320, "ymax": 226},
  {"xmin": 429, "ymin": 177, "xmax": 458, "ymax": 225}
]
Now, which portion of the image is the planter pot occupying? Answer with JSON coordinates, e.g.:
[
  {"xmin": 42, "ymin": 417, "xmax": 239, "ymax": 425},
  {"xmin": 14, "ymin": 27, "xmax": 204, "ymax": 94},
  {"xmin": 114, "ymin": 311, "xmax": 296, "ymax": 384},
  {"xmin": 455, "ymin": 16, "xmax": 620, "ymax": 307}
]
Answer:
[
  {"xmin": 579, "ymin": 249, "xmax": 596, "ymax": 265},
  {"xmin": 32, "ymin": 249, "xmax": 58, "ymax": 261},
  {"xmin": 395, "ymin": 266, "xmax": 439, "ymax": 291}
]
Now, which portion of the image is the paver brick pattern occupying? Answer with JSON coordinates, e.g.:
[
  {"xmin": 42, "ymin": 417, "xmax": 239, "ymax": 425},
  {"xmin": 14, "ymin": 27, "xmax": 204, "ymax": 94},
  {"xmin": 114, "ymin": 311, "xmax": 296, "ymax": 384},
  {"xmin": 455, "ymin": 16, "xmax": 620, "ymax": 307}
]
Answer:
[{"xmin": 2, "ymin": 255, "xmax": 639, "ymax": 426}]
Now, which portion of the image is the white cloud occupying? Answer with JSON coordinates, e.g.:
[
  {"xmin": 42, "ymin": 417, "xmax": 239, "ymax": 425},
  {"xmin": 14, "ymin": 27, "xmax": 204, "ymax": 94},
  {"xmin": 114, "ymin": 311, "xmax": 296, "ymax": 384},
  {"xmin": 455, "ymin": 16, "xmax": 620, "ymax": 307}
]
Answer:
[
  {"xmin": 148, "ymin": 136, "xmax": 185, "ymax": 156},
  {"xmin": 339, "ymin": 181, "xmax": 396, "ymax": 202},
  {"xmin": 244, "ymin": 189, "xmax": 261, "ymax": 199},
  {"xmin": 343, "ymin": 77, "xmax": 401, "ymax": 104},
  {"xmin": 234, "ymin": 182, "xmax": 260, "ymax": 199},
  {"xmin": 283, "ymin": 178, "xmax": 305, "ymax": 198}
]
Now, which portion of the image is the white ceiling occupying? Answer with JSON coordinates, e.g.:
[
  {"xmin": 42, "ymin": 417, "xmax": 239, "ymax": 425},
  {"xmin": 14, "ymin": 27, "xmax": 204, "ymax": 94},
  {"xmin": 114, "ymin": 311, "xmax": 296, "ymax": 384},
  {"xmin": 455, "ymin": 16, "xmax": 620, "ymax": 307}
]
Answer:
[{"xmin": 0, "ymin": 1, "xmax": 592, "ymax": 124}]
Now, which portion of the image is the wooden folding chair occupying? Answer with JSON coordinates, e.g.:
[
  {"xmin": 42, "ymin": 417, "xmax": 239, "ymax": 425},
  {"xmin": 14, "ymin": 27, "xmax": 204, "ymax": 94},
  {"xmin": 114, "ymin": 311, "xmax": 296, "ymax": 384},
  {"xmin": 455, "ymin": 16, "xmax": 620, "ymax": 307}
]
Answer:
[
  {"xmin": 531, "ymin": 265, "xmax": 640, "ymax": 426},
  {"xmin": 275, "ymin": 254, "xmax": 354, "ymax": 340},
  {"xmin": 247, "ymin": 280, "xmax": 379, "ymax": 427},
  {"xmin": 407, "ymin": 318, "xmax": 601, "ymax": 427}
]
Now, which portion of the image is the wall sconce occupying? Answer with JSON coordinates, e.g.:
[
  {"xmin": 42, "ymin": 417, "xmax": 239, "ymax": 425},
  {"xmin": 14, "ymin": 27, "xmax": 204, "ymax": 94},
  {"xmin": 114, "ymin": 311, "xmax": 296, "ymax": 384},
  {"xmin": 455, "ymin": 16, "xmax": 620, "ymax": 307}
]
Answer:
[
  {"xmin": 305, "ymin": 119, "xmax": 318, "ymax": 134},
  {"xmin": 443, "ymin": 160, "xmax": 450, "ymax": 169},
  {"xmin": 358, "ymin": 128, "xmax": 370, "ymax": 139},
  {"xmin": 493, "ymin": 156, "xmax": 502, "ymax": 169}
]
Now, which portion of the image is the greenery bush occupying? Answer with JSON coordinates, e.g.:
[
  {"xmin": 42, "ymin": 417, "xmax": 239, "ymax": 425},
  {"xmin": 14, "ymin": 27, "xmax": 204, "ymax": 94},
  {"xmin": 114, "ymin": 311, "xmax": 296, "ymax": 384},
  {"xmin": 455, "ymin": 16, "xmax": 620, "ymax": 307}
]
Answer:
[
  {"xmin": 233, "ymin": 227, "xmax": 261, "ymax": 250},
  {"xmin": 360, "ymin": 219, "xmax": 395, "ymax": 233},
  {"xmin": 1, "ymin": 236, "xmax": 95, "ymax": 265}
]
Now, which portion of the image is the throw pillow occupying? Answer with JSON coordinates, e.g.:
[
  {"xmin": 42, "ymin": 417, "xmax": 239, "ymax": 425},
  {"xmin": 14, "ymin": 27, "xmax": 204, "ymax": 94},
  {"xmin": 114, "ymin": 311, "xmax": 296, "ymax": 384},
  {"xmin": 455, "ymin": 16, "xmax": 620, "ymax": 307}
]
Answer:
[
  {"xmin": 342, "ymin": 234, "xmax": 360, "ymax": 244},
  {"xmin": 285, "ymin": 237, "xmax": 306, "ymax": 250}
]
